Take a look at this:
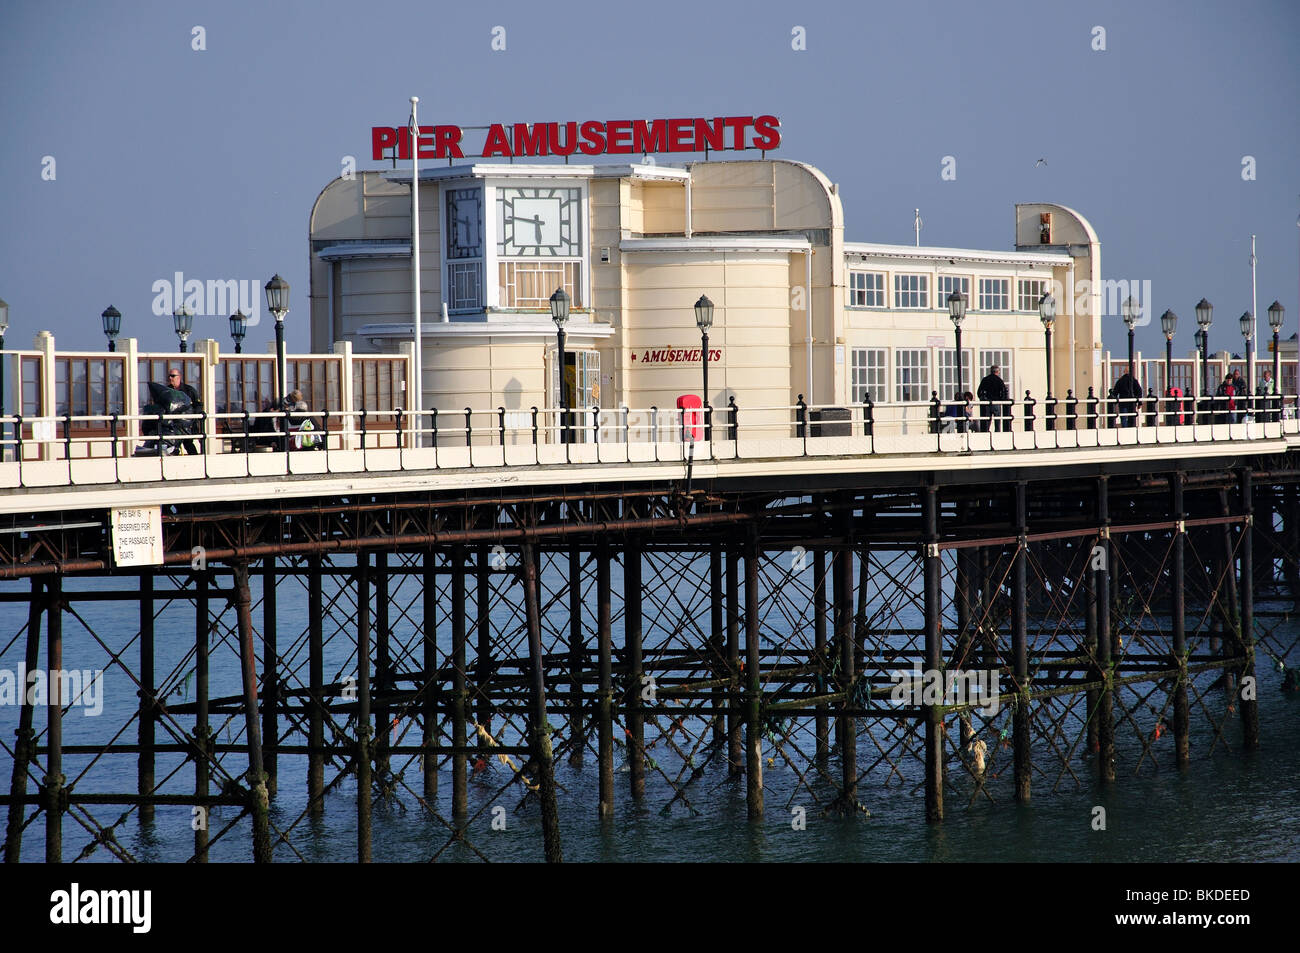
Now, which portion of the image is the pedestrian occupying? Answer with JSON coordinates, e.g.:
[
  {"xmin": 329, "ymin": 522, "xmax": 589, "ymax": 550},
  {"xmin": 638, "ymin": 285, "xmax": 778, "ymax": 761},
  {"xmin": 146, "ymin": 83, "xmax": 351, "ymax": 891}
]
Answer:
[
  {"xmin": 1113, "ymin": 368, "xmax": 1142, "ymax": 427},
  {"xmin": 1215, "ymin": 372, "xmax": 1236, "ymax": 424},
  {"xmin": 1256, "ymin": 369, "xmax": 1275, "ymax": 422},
  {"xmin": 166, "ymin": 367, "xmax": 202, "ymax": 454},
  {"xmin": 977, "ymin": 365, "xmax": 1008, "ymax": 433}
]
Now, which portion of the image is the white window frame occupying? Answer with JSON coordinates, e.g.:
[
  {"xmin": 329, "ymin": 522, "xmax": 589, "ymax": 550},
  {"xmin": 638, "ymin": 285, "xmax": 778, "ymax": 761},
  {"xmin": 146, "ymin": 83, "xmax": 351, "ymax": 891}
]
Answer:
[
  {"xmin": 851, "ymin": 348, "xmax": 888, "ymax": 403},
  {"xmin": 978, "ymin": 277, "xmax": 1010, "ymax": 312},
  {"xmin": 935, "ymin": 276, "xmax": 971, "ymax": 314},
  {"xmin": 978, "ymin": 350, "xmax": 1014, "ymax": 394},
  {"xmin": 848, "ymin": 271, "xmax": 886, "ymax": 308},
  {"xmin": 893, "ymin": 274, "xmax": 929, "ymax": 310},
  {"xmin": 894, "ymin": 348, "xmax": 930, "ymax": 402},
  {"xmin": 1017, "ymin": 278, "xmax": 1049, "ymax": 313},
  {"xmin": 936, "ymin": 348, "xmax": 973, "ymax": 401}
]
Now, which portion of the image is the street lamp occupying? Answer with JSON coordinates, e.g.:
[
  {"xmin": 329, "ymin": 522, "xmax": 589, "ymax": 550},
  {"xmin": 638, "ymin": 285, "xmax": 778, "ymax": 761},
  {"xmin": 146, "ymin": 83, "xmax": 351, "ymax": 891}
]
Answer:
[
  {"xmin": 694, "ymin": 294, "xmax": 714, "ymax": 441},
  {"xmin": 101, "ymin": 305, "xmax": 122, "ymax": 352},
  {"xmin": 1160, "ymin": 309, "xmax": 1177, "ymax": 424},
  {"xmin": 229, "ymin": 310, "xmax": 247, "ymax": 354},
  {"xmin": 1239, "ymin": 311, "xmax": 1254, "ymax": 418},
  {"xmin": 947, "ymin": 290, "xmax": 967, "ymax": 403},
  {"xmin": 1268, "ymin": 300, "xmax": 1285, "ymax": 419},
  {"xmin": 0, "ymin": 298, "xmax": 8, "ymax": 462},
  {"xmin": 1039, "ymin": 292, "xmax": 1056, "ymax": 428},
  {"xmin": 549, "ymin": 287, "xmax": 570, "ymax": 444},
  {"xmin": 265, "ymin": 274, "xmax": 290, "ymax": 402},
  {"xmin": 1121, "ymin": 296, "xmax": 1138, "ymax": 373},
  {"xmin": 1195, "ymin": 298, "xmax": 1213, "ymax": 415},
  {"xmin": 172, "ymin": 303, "xmax": 194, "ymax": 353}
]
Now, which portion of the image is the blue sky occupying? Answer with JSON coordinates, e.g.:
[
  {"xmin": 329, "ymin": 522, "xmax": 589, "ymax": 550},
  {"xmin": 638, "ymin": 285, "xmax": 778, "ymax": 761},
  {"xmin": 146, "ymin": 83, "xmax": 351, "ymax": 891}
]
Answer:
[{"xmin": 1, "ymin": 0, "xmax": 1296, "ymax": 358}]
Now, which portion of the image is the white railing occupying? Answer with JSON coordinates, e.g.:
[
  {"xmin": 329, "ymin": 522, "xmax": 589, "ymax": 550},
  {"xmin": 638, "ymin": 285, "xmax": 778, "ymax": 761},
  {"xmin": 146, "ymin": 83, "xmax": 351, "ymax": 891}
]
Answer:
[{"xmin": 0, "ymin": 391, "xmax": 1295, "ymax": 491}]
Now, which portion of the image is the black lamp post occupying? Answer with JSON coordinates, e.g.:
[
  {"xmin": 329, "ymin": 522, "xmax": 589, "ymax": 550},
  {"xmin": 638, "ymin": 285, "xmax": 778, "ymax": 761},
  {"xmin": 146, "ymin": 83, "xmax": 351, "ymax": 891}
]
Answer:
[
  {"xmin": 1239, "ymin": 310, "xmax": 1254, "ymax": 418},
  {"xmin": 694, "ymin": 294, "xmax": 714, "ymax": 440},
  {"xmin": 265, "ymin": 274, "xmax": 290, "ymax": 402},
  {"xmin": 947, "ymin": 290, "xmax": 967, "ymax": 402},
  {"xmin": 0, "ymin": 298, "xmax": 8, "ymax": 462},
  {"xmin": 1160, "ymin": 309, "xmax": 1177, "ymax": 424},
  {"xmin": 1122, "ymin": 296, "xmax": 1138, "ymax": 373},
  {"xmin": 1039, "ymin": 292, "xmax": 1055, "ymax": 428},
  {"xmin": 1196, "ymin": 297, "xmax": 1213, "ymax": 420},
  {"xmin": 173, "ymin": 303, "xmax": 194, "ymax": 353},
  {"xmin": 1268, "ymin": 300, "xmax": 1285, "ymax": 419},
  {"xmin": 550, "ymin": 287, "xmax": 570, "ymax": 444},
  {"xmin": 229, "ymin": 310, "xmax": 247, "ymax": 354},
  {"xmin": 101, "ymin": 305, "xmax": 122, "ymax": 352}
]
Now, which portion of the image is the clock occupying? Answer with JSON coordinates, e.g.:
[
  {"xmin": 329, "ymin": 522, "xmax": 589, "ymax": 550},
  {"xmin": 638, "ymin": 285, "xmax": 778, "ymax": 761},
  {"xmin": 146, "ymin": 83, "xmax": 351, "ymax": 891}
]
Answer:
[
  {"xmin": 446, "ymin": 187, "xmax": 483, "ymax": 259},
  {"xmin": 497, "ymin": 186, "xmax": 581, "ymax": 257}
]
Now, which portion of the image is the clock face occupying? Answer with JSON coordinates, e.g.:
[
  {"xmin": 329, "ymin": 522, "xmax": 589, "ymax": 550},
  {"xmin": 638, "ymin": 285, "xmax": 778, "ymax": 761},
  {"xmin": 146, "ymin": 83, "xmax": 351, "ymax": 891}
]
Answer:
[
  {"xmin": 446, "ymin": 187, "xmax": 483, "ymax": 259},
  {"xmin": 497, "ymin": 186, "xmax": 581, "ymax": 257}
]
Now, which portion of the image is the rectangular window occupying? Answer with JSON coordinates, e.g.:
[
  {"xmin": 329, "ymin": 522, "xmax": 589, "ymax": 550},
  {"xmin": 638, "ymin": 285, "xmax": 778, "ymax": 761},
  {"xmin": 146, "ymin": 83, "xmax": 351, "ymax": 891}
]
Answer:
[
  {"xmin": 1017, "ymin": 278, "xmax": 1049, "ymax": 312},
  {"xmin": 978, "ymin": 350, "xmax": 1013, "ymax": 393},
  {"xmin": 935, "ymin": 276, "xmax": 970, "ymax": 312},
  {"xmin": 978, "ymin": 278, "xmax": 1009, "ymax": 311},
  {"xmin": 499, "ymin": 261, "xmax": 582, "ymax": 309},
  {"xmin": 936, "ymin": 349, "xmax": 973, "ymax": 401},
  {"xmin": 448, "ymin": 262, "xmax": 483, "ymax": 310},
  {"xmin": 851, "ymin": 348, "xmax": 887, "ymax": 403},
  {"xmin": 893, "ymin": 274, "xmax": 928, "ymax": 310},
  {"xmin": 848, "ymin": 272, "xmax": 885, "ymax": 308},
  {"xmin": 894, "ymin": 349, "xmax": 929, "ymax": 402}
]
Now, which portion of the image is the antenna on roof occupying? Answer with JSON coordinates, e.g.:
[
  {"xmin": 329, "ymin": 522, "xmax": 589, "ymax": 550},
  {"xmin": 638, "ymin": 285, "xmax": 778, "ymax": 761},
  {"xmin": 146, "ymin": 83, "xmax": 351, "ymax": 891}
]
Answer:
[{"xmin": 914, "ymin": 208, "xmax": 922, "ymax": 247}]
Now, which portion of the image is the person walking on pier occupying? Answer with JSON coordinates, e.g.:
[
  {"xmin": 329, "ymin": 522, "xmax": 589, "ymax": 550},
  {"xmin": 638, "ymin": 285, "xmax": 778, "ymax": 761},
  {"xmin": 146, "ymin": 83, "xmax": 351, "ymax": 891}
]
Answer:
[
  {"xmin": 167, "ymin": 368, "xmax": 202, "ymax": 454},
  {"xmin": 977, "ymin": 365, "xmax": 1008, "ymax": 433},
  {"xmin": 1216, "ymin": 372, "xmax": 1236, "ymax": 424},
  {"xmin": 1113, "ymin": 367, "xmax": 1142, "ymax": 428},
  {"xmin": 1257, "ymin": 369, "xmax": 1276, "ymax": 422}
]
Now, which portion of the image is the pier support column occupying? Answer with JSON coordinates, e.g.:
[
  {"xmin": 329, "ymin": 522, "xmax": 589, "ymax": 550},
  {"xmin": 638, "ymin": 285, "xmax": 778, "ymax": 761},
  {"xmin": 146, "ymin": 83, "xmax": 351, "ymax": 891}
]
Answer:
[
  {"xmin": 44, "ymin": 574, "xmax": 63, "ymax": 863},
  {"xmin": 597, "ymin": 535, "xmax": 614, "ymax": 818},
  {"xmin": 261, "ymin": 556, "xmax": 278, "ymax": 799},
  {"xmin": 744, "ymin": 523, "xmax": 764, "ymax": 819},
  {"xmin": 374, "ymin": 550, "xmax": 391, "ymax": 782},
  {"xmin": 568, "ymin": 540, "xmax": 584, "ymax": 765},
  {"xmin": 138, "ymin": 571, "xmax": 155, "ymax": 823},
  {"xmin": 1287, "ymin": 484, "xmax": 1300, "ymax": 608},
  {"xmin": 1084, "ymin": 542, "xmax": 1098, "ymax": 759},
  {"xmin": 475, "ymin": 544, "xmax": 492, "ymax": 749},
  {"xmin": 814, "ymin": 545, "xmax": 830, "ymax": 762},
  {"xmin": 451, "ymin": 546, "xmax": 468, "ymax": 819},
  {"xmin": 521, "ymin": 542, "xmax": 563, "ymax": 862},
  {"xmin": 308, "ymin": 555, "xmax": 325, "ymax": 814},
  {"xmin": 194, "ymin": 570, "xmax": 210, "ymax": 862},
  {"xmin": 833, "ymin": 510, "xmax": 856, "ymax": 810},
  {"xmin": 1012, "ymin": 483, "xmax": 1030, "ymax": 803},
  {"xmin": 954, "ymin": 505, "xmax": 974, "ymax": 754},
  {"xmin": 355, "ymin": 553, "xmax": 372, "ymax": 863},
  {"xmin": 1171, "ymin": 474, "xmax": 1190, "ymax": 767},
  {"xmin": 726, "ymin": 540, "xmax": 742, "ymax": 774},
  {"xmin": 710, "ymin": 541, "xmax": 726, "ymax": 749},
  {"xmin": 4, "ymin": 578, "xmax": 44, "ymax": 863},
  {"xmin": 922, "ymin": 485, "xmax": 944, "ymax": 822},
  {"xmin": 625, "ymin": 534, "xmax": 645, "ymax": 799},
  {"xmin": 233, "ymin": 563, "xmax": 272, "ymax": 863},
  {"xmin": 422, "ymin": 551, "xmax": 437, "ymax": 800},
  {"xmin": 1095, "ymin": 477, "xmax": 1116, "ymax": 783},
  {"xmin": 1238, "ymin": 469, "xmax": 1260, "ymax": 749}
]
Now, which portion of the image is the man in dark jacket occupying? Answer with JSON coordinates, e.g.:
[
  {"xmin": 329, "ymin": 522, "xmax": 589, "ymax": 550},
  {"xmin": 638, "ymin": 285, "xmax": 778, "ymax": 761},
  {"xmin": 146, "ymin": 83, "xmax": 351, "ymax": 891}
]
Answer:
[
  {"xmin": 1113, "ymin": 368, "xmax": 1142, "ymax": 427},
  {"xmin": 166, "ymin": 368, "xmax": 202, "ymax": 454},
  {"xmin": 976, "ymin": 365, "xmax": 1009, "ymax": 432}
]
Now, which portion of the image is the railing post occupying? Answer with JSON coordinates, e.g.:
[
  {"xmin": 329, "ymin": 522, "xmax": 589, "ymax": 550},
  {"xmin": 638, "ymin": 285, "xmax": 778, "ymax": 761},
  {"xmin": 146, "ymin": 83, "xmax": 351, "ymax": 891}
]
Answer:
[
  {"xmin": 929, "ymin": 392, "xmax": 940, "ymax": 441},
  {"xmin": 1066, "ymin": 390, "xmax": 1077, "ymax": 430},
  {"xmin": 797, "ymin": 394, "xmax": 808, "ymax": 442},
  {"xmin": 621, "ymin": 405, "xmax": 630, "ymax": 444},
  {"xmin": 464, "ymin": 408, "xmax": 472, "ymax": 450},
  {"xmin": 593, "ymin": 405, "xmax": 601, "ymax": 445},
  {"xmin": 1045, "ymin": 394, "xmax": 1056, "ymax": 432},
  {"xmin": 63, "ymin": 410, "xmax": 72, "ymax": 466},
  {"xmin": 498, "ymin": 407, "xmax": 506, "ymax": 447},
  {"xmin": 1086, "ymin": 387, "xmax": 1097, "ymax": 429},
  {"xmin": 728, "ymin": 395, "xmax": 738, "ymax": 442},
  {"xmin": 1023, "ymin": 392, "xmax": 1035, "ymax": 432},
  {"xmin": 430, "ymin": 408, "xmax": 438, "ymax": 453},
  {"xmin": 110, "ymin": 413, "xmax": 120, "ymax": 482},
  {"xmin": 395, "ymin": 408, "xmax": 404, "ymax": 467},
  {"xmin": 360, "ymin": 409, "xmax": 368, "ymax": 450},
  {"xmin": 530, "ymin": 406, "xmax": 538, "ymax": 447},
  {"xmin": 650, "ymin": 406, "xmax": 659, "ymax": 462},
  {"xmin": 14, "ymin": 414, "xmax": 23, "ymax": 485},
  {"xmin": 862, "ymin": 395, "xmax": 874, "ymax": 437},
  {"xmin": 322, "ymin": 410, "xmax": 331, "ymax": 471}
]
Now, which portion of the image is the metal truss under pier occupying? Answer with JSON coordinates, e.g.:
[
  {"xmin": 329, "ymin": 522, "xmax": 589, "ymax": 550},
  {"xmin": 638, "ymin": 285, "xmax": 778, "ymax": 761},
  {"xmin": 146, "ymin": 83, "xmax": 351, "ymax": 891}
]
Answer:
[{"xmin": 2, "ymin": 452, "xmax": 1298, "ymax": 862}]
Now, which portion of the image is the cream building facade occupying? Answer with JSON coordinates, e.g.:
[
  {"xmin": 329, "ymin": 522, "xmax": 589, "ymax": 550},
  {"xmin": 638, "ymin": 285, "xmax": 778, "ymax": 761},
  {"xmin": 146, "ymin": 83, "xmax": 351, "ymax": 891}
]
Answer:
[{"xmin": 308, "ymin": 158, "xmax": 1104, "ymax": 428}]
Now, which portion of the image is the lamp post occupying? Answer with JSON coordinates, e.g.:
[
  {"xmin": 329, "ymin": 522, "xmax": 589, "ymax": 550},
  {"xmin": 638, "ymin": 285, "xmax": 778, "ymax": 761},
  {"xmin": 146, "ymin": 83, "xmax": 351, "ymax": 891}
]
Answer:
[
  {"xmin": 1268, "ymin": 300, "xmax": 1285, "ymax": 420},
  {"xmin": 550, "ymin": 287, "xmax": 570, "ymax": 444},
  {"xmin": 1160, "ymin": 309, "xmax": 1177, "ymax": 424},
  {"xmin": 1239, "ymin": 311, "xmax": 1254, "ymax": 418},
  {"xmin": 1196, "ymin": 297, "xmax": 1213, "ymax": 421},
  {"xmin": 694, "ymin": 294, "xmax": 714, "ymax": 440},
  {"xmin": 265, "ymin": 274, "xmax": 290, "ymax": 403},
  {"xmin": 101, "ymin": 305, "xmax": 122, "ymax": 352},
  {"xmin": 1039, "ymin": 292, "xmax": 1055, "ymax": 428},
  {"xmin": 947, "ymin": 290, "xmax": 967, "ymax": 402},
  {"xmin": 0, "ymin": 298, "xmax": 8, "ymax": 462},
  {"xmin": 173, "ymin": 303, "xmax": 194, "ymax": 353},
  {"xmin": 229, "ymin": 310, "xmax": 247, "ymax": 354},
  {"xmin": 1121, "ymin": 296, "xmax": 1138, "ymax": 373}
]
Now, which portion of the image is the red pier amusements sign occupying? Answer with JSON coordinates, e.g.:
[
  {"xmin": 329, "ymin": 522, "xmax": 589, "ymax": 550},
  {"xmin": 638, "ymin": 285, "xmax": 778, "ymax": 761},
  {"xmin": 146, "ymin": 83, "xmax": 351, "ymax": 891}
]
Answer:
[{"xmin": 371, "ymin": 115, "xmax": 781, "ymax": 161}]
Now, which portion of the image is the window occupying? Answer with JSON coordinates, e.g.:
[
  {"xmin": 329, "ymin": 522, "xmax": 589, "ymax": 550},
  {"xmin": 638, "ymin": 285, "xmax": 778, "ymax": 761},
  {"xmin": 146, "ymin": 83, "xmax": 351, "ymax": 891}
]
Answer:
[
  {"xmin": 936, "ymin": 349, "xmax": 973, "ymax": 401},
  {"xmin": 352, "ymin": 358, "xmax": 407, "ymax": 417},
  {"xmin": 851, "ymin": 348, "xmax": 887, "ymax": 403},
  {"xmin": 894, "ymin": 274, "xmax": 928, "ymax": 310},
  {"xmin": 1017, "ymin": 278, "xmax": 1049, "ymax": 312},
  {"xmin": 499, "ymin": 260, "xmax": 582, "ymax": 309},
  {"xmin": 978, "ymin": 278, "xmax": 1009, "ymax": 311},
  {"xmin": 449, "ymin": 262, "xmax": 483, "ymax": 310},
  {"xmin": 978, "ymin": 350, "xmax": 1013, "ymax": 392},
  {"xmin": 935, "ymin": 276, "xmax": 970, "ymax": 312},
  {"xmin": 54, "ymin": 357, "xmax": 126, "ymax": 431},
  {"xmin": 895, "ymin": 349, "xmax": 929, "ymax": 402},
  {"xmin": 138, "ymin": 358, "xmax": 202, "ymax": 408},
  {"xmin": 215, "ymin": 358, "xmax": 274, "ymax": 427},
  {"xmin": 848, "ymin": 272, "xmax": 885, "ymax": 308}
]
